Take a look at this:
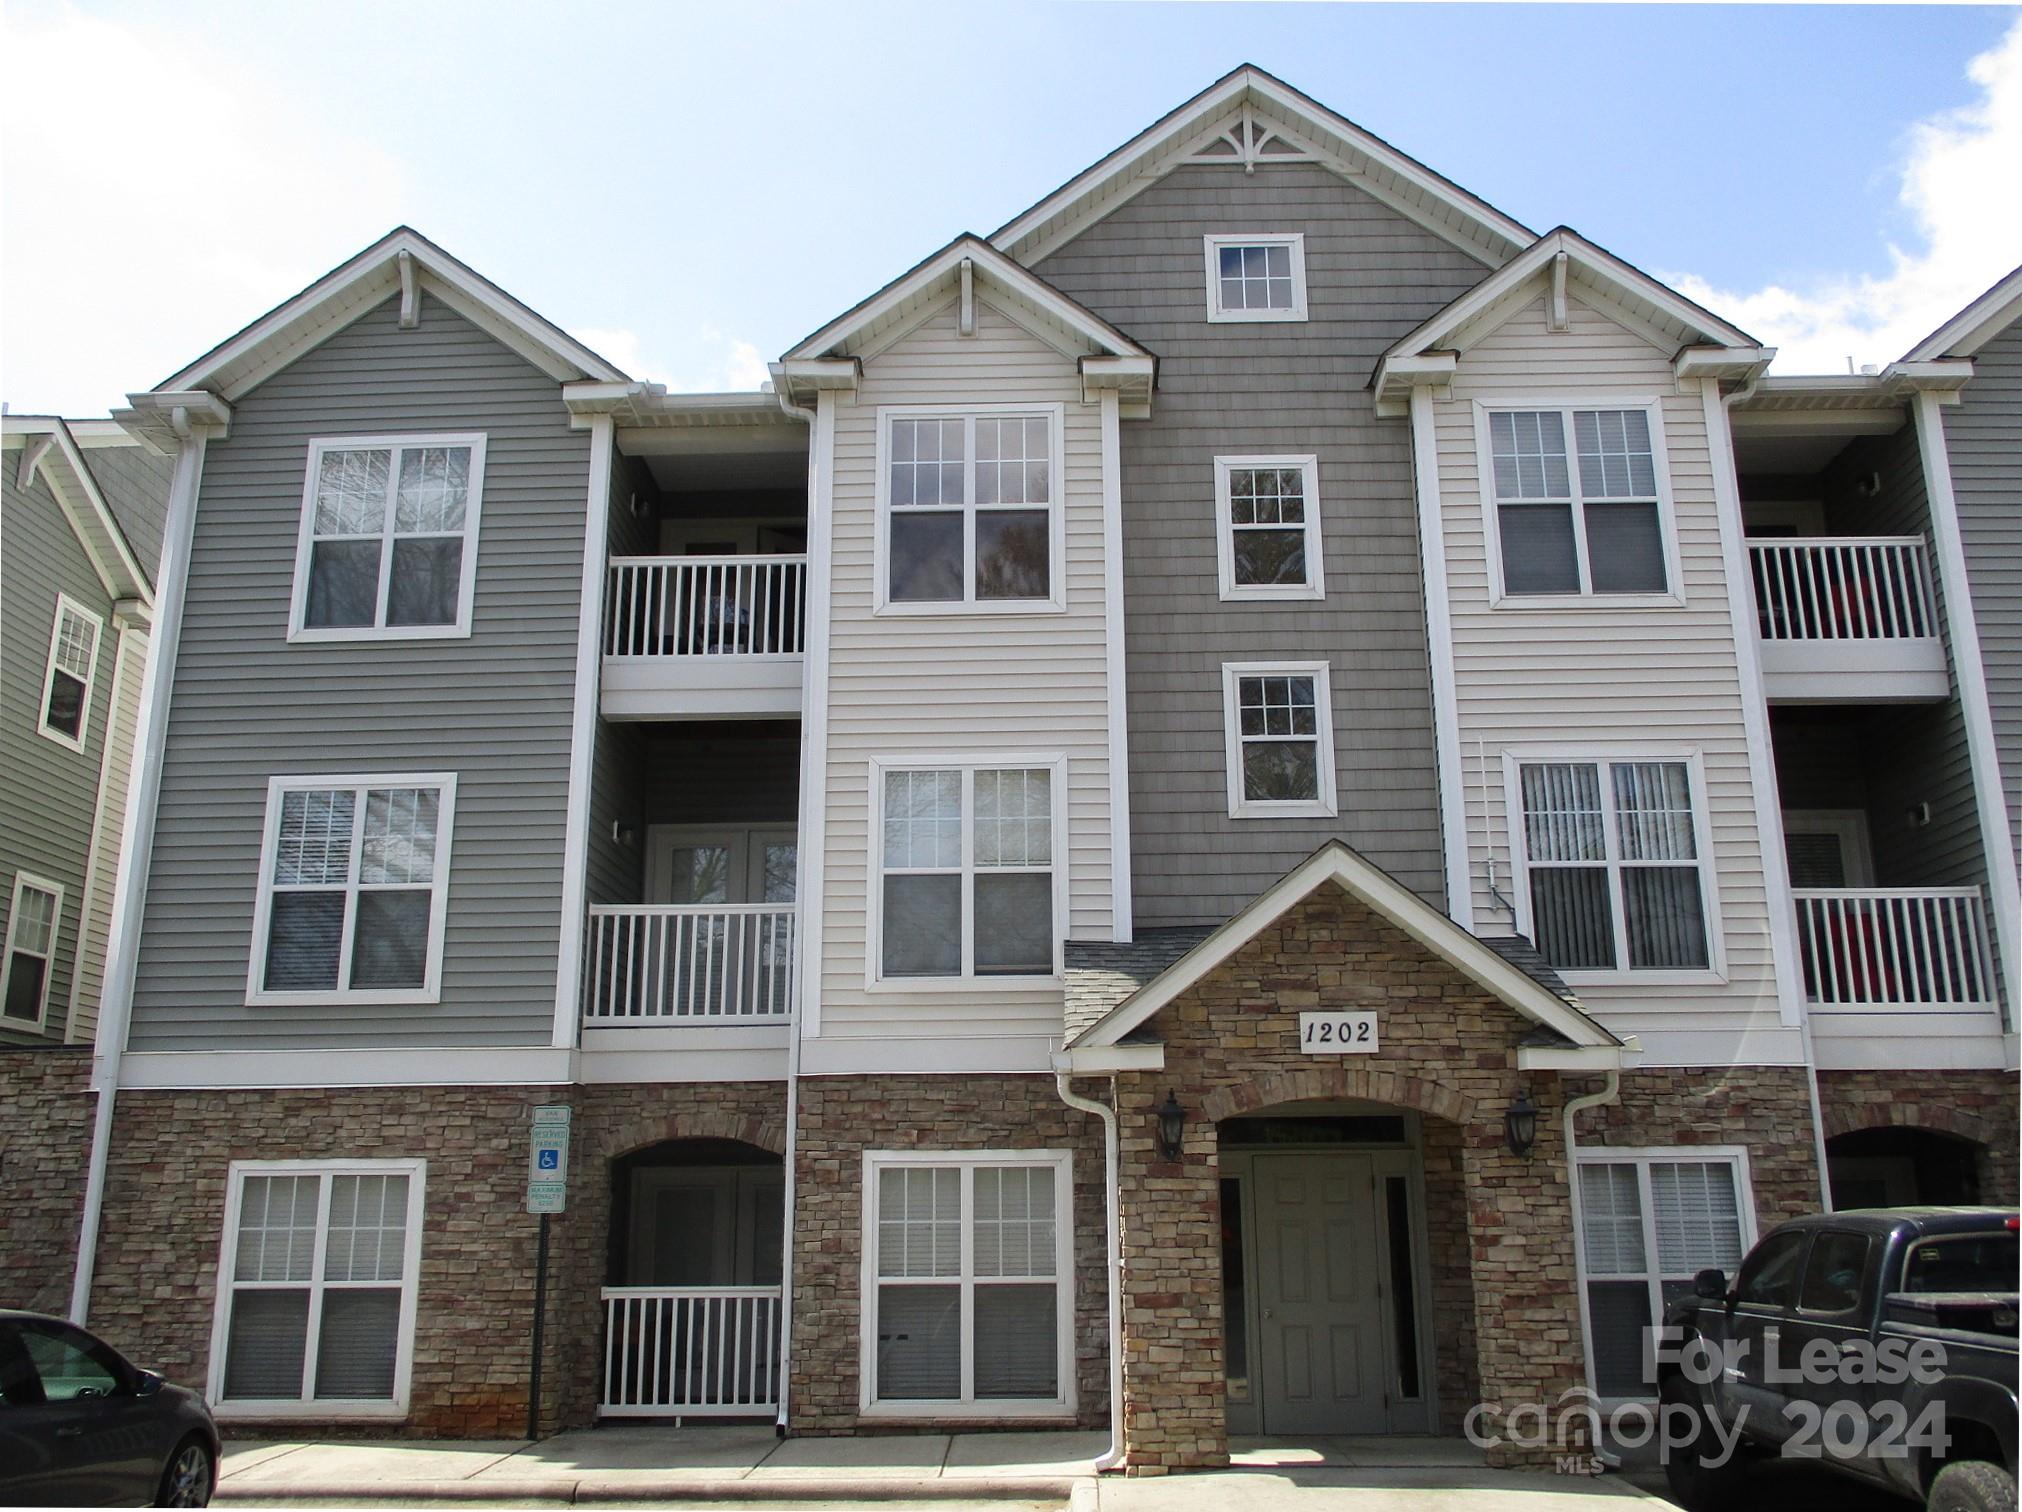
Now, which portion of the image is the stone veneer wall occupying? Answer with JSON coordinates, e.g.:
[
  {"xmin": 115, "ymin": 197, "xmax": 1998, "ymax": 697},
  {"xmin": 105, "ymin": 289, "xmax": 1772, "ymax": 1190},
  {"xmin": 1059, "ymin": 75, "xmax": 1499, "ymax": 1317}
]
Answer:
[
  {"xmin": 0, "ymin": 1046, "xmax": 95, "ymax": 1314},
  {"xmin": 87, "ymin": 1081, "xmax": 786, "ymax": 1437},
  {"xmin": 788, "ymin": 1074, "xmax": 1110, "ymax": 1434},
  {"xmin": 1108, "ymin": 880, "xmax": 1590, "ymax": 1474},
  {"xmin": 1572, "ymin": 1066, "xmax": 1825, "ymax": 1233},
  {"xmin": 1815, "ymin": 1069, "xmax": 2020, "ymax": 1203}
]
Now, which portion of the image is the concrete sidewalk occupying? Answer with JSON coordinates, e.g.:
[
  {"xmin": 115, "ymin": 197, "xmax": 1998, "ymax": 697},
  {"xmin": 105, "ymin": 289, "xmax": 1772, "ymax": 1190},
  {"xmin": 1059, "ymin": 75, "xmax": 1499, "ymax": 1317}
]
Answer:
[{"xmin": 215, "ymin": 1428, "xmax": 1677, "ymax": 1508}]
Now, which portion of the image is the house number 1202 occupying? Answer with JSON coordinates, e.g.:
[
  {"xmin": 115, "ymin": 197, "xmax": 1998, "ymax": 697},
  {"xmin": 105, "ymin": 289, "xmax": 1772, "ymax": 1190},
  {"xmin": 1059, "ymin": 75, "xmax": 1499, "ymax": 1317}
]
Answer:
[{"xmin": 1299, "ymin": 1011, "xmax": 1379, "ymax": 1054}]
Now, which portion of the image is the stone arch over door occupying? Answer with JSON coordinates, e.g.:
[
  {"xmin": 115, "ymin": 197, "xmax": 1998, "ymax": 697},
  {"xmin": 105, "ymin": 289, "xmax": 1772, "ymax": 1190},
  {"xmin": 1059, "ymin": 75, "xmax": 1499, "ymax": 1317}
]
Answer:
[
  {"xmin": 1821, "ymin": 1100, "xmax": 1998, "ymax": 1148},
  {"xmin": 596, "ymin": 1109, "xmax": 788, "ymax": 1162},
  {"xmin": 1201, "ymin": 1065, "xmax": 1481, "ymax": 1128}
]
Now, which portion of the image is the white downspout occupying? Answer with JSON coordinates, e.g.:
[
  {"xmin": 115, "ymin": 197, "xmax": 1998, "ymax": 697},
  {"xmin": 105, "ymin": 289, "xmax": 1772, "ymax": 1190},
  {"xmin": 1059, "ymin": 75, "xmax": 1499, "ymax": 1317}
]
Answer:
[{"xmin": 1054, "ymin": 1071, "xmax": 1123, "ymax": 1472}]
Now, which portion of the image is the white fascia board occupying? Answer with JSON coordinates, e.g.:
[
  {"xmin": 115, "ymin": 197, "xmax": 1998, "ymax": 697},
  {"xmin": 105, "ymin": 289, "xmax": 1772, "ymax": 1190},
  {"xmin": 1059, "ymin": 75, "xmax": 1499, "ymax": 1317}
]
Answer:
[
  {"xmin": 1516, "ymin": 1040, "xmax": 1640, "ymax": 1073},
  {"xmin": 112, "ymin": 392, "xmax": 234, "ymax": 451},
  {"xmin": 1072, "ymin": 842, "xmax": 1619, "ymax": 1051},
  {"xmin": 1882, "ymin": 359, "xmax": 1976, "ymax": 398},
  {"xmin": 1674, "ymin": 346, "xmax": 1776, "ymax": 384},
  {"xmin": 1902, "ymin": 264, "xmax": 2022, "ymax": 361},
  {"xmin": 1080, "ymin": 355, "xmax": 1156, "ymax": 414},
  {"xmin": 10, "ymin": 419, "xmax": 157, "ymax": 603},
  {"xmin": 1372, "ymin": 351, "xmax": 1457, "ymax": 415},
  {"xmin": 118, "ymin": 1047, "xmax": 576, "ymax": 1089},
  {"xmin": 1051, "ymin": 1044, "xmax": 1165, "ymax": 1075}
]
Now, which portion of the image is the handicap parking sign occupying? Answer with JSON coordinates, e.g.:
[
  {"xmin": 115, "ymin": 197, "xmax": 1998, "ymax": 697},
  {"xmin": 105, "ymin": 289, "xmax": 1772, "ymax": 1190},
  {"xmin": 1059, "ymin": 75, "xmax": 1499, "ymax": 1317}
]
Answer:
[
  {"xmin": 526, "ymin": 1105, "xmax": 571, "ymax": 1214},
  {"xmin": 538, "ymin": 1149, "xmax": 560, "ymax": 1170}
]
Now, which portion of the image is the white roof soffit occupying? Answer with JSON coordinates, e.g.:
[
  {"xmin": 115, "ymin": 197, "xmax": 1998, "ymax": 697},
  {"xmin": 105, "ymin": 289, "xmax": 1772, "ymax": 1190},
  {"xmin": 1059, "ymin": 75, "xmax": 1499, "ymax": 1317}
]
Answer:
[
  {"xmin": 2, "ymin": 417, "xmax": 154, "ymax": 604},
  {"xmin": 1372, "ymin": 228, "xmax": 1764, "ymax": 412},
  {"xmin": 1903, "ymin": 263, "xmax": 2022, "ymax": 362},
  {"xmin": 991, "ymin": 65, "xmax": 1535, "ymax": 271},
  {"xmin": 155, "ymin": 227, "xmax": 626, "ymax": 402},
  {"xmin": 1069, "ymin": 840, "xmax": 1622, "ymax": 1056}
]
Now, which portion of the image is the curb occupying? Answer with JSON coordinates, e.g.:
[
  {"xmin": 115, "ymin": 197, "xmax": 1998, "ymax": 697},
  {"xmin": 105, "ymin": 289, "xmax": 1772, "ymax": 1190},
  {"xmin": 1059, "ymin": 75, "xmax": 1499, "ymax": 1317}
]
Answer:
[{"xmin": 217, "ymin": 1474, "xmax": 1086, "ymax": 1504}]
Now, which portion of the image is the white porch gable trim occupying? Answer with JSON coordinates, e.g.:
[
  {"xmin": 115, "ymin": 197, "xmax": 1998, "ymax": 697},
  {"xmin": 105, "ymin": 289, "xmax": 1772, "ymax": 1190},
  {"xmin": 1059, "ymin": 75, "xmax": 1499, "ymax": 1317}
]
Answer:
[
  {"xmin": 154, "ymin": 226, "xmax": 626, "ymax": 401},
  {"xmin": 1, "ymin": 418, "xmax": 155, "ymax": 607},
  {"xmin": 1903, "ymin": 262, "xmax": 2022, "ymax": 361},
  {"xmin": 1068, "ymin": 840, "xmax": 1622, "ymax": 1054}
]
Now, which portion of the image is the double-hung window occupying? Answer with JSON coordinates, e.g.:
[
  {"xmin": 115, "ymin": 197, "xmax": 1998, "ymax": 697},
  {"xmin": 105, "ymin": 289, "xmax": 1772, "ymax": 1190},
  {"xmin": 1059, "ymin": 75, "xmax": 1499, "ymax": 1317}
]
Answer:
[
  {"xmin": 1, "ymin": 875, "xmax": 63, "ymax": 1027},
  {"xmin": 875, "ymin": 761, "xmax": 1060, "ymax": 983},
  {"xmin": 1215, "ymin": 456, "xmax": 1324, "ymax": 599},
  {"xmin": 879, "ymin": 407, "xmax": 1062, "ymax": 611},
  {"xmin": 1576, "ymin": 1151, "xmax": 1750, "ymax": 1399},
  {"xmin": 864, "ymin": 1151, "xmax": 1073, "ymax": 1415},
  {"xmin": 290, "ymin": 435, "xmax": 486, "ymax": 639},
  {"xmin": 1484, "ymin": 406, "xmax": 1671, "ymax": 598},
  {"xmin": 1204, "ymin": 234, "xmax": 1307, "ymax": 322},
  {"xmin": 209, "ymin": 1160, "xmax": 425, "ymax": 1415},
  {"xmin": 249, "ymin": 775, "xmax": 456, "ymax": 1004},
  {"xmin": 1514, "ymin": 757, "xmax": 1715, "ymax": 976},
  {"xmin": 1221, "ymin": 663, "xmax": 1337, "ymax": 818},
  {"xmin": 39, "ymin": 596, "xmax": 103, "ymax": 749}
]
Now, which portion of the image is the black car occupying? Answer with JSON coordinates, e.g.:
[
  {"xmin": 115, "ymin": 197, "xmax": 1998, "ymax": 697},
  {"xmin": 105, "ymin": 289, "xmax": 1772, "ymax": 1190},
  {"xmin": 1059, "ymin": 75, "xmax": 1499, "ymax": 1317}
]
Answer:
[{"xmin": 0, "ymin": 1311, "xmax": 219, "ymax": 1507}]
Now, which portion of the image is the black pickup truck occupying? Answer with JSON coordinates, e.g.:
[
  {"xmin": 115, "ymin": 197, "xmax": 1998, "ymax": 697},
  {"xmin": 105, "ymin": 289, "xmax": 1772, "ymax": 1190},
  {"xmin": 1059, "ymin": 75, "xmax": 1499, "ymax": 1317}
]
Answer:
[{"xmin": 1659, "ymin": 1208, "xmax": 2019, "ymax": 1512}]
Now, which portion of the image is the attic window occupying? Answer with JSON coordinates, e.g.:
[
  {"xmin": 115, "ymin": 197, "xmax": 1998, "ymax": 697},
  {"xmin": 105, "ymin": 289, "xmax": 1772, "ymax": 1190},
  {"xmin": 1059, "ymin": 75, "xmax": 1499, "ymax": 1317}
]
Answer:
[{"xmin": 1204, "ymin": 234, "xmax": 1307, "ymax": 323}]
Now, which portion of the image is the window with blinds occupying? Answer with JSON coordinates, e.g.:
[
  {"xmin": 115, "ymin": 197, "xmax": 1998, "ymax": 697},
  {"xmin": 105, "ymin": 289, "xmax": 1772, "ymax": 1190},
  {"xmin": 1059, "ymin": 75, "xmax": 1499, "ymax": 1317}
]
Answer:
[
  {"xmin": 39, "ymin": 596, "xmax": 103, "ymax": 749},
  {"xmin": 214, "ymin": 1163, "xmax": 424, "ymax": 1411},
  {"xmin": 1518, "ymin": 758, "xmax": 1713, "ymax": 975},
  {"xmin": 1486, "ymin": 406, "xmax": 1670, "ymax": 597},
  {"xmin": 867, "ymin": 1154, "xmax": 1070, "ymax": 1412},
  {"xmin": 1577, "ymin": 1155, "xmax": 1748, "ymax": 1399}
]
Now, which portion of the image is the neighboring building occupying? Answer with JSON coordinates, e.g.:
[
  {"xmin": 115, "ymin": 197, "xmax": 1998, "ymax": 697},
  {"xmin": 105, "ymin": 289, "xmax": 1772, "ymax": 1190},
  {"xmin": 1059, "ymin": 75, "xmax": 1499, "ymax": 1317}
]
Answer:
[
  {"xmin": 2, "ymin": 66, "xmax": 2014, "ymax": 1473},
  {"xmin": 1, "ymin": 415, "xmax": 167, "ymax": 1311}
]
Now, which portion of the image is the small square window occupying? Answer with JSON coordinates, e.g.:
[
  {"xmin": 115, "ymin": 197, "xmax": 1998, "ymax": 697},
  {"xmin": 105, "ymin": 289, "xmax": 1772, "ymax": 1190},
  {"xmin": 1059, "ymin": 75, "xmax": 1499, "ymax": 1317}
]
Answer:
[{"xmin": 1204, "ymin": 235, "xmax": 1308, "ymax": 323}]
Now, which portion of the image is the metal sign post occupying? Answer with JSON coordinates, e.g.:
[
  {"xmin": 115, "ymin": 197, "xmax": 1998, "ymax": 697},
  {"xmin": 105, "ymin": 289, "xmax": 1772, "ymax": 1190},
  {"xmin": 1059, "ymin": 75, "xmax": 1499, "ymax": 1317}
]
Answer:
[{"xmin": 525, "ymin": 1106, "xmax": 571, "ymax": 1440}]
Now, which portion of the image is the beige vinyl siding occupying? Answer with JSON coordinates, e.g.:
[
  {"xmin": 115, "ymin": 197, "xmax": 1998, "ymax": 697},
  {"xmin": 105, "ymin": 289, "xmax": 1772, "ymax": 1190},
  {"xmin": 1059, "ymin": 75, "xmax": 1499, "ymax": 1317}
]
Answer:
[
  {"xmin": 1436, "ymin": 293, "xmax": 1779, "ymax": 1024},
  {"xmin": 819, "ymin": 299, "xmax": 1113, "ymax": 1041},
  {"xmin": 66, "ymin": 624, "xmax": 148, "ymax": 1045},
  {"xmin": 0, "ymin": 464, "xmax": 122, "ymax": 1043}
]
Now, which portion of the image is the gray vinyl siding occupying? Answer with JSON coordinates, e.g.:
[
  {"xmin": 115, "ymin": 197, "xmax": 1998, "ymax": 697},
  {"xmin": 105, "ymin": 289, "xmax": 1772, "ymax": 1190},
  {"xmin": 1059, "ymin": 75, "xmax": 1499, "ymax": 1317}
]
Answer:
[
  {"xmin": 1947, "ymin": 316, "xmax": 2022, "ymax": 870},
  {"xmin": 127, "ymin": 292, "xmax": 590, "ymax": 1051},
  {"xmin": 585, "ymin": 455, "xmax": 656, "ymax": 908},
  {"xmin": 1034, "ymin": 162, "xmax": 1479, "ymax": 925},
  {"xmin": 0, "ymin": 466, "xmax": 121, "ymax": 1042},
  {"xmin": 82, "ymin": 442, "xmax": 173, "ymax": 571}
]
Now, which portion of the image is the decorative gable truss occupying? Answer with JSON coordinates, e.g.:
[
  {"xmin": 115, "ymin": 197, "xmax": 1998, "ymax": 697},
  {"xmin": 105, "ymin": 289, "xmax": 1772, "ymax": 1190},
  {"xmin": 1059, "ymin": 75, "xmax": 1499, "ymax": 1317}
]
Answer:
[{"xmin": 1, "ymin": 418, "xmax": 154, "ymax": 612}]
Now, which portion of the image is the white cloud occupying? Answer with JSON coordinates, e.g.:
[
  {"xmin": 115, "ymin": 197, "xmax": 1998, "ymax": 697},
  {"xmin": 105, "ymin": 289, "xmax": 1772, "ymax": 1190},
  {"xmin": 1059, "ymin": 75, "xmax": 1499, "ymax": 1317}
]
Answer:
[
  {"xmin": 0, "ymin": 6, "xmax": 408, "ymax": 415},
  {"xmin": 1669, "ymin": 18, "xmax": 2022, "ymax": 375},
  {"xmin": 570, "ymin": 323, "xmax": 771, "ymax": 393}
]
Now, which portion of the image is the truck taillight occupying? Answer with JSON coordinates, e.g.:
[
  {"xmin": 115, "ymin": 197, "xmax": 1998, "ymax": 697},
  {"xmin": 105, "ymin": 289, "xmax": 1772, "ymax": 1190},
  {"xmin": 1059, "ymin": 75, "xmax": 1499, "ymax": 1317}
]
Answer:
[{"xmin": 2007, "ymin": 1217, "xmax": 2019, "ymax": 1231}]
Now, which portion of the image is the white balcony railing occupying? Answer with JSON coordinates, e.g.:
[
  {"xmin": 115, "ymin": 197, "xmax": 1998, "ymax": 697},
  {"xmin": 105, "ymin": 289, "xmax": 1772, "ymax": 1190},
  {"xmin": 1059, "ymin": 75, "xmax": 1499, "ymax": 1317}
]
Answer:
[
  {"xmin": 605, "ymin": 555, "xmax": 807, "ymax": 659},
  {"xmin": 584, "ymin": 905, "xmax": 794, "ymax": 1022},
  {"xmin": 1749, "ymin": 537, "xmax": 1937, "ymax": 642},
  {"xmin": 1793, "ymin": 888, "xmax": 1996, "ymax": 1010},
  {"xmin": 600, "ymin": 1286, "xmax": 782, "ymax": 1418}
]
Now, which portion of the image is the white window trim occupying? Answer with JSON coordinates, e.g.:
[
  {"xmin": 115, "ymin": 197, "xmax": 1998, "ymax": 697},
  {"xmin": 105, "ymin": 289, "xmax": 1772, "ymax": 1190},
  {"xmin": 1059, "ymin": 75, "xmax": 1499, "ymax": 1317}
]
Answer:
[
  {"xmin": 1203, "ymin": 233, "xmax": 1309, "ymax": 323},
  {"xmin": 38, "ymin": 594, "xmax": 104, "ymax": 753},
  {"xmin": 245, "ymin": 773, "xmax": 458, "ymax": 1008},
  {"xmin": 1, "ymin": 872, "xmax": 65, "ymax": 1031},
  {"xmin": 859, "ymin": 1148, "xmax": 1076, "ymax": 1419},
  {"xmin": 865, "ymin": 752, "xmax": 1068, "ymax": 993},
  {"xmin": 1571, "ymin": 1145, "xmax": 1756, "ymax": 1407},
  {"xmin": 1501, "ymin": 745, "xmax": 1727, "ymax": 987},
  {"xmin": 205, "ymin": 1157, "xmax": 427, "ymax": 1420},
  {"xmin": 287, "ymin": 434, "xmax": 488, "ymax": 643},
  {"xmin": 1471, "ymin": 397, "xmax": 1685, "ymax": 609},
  {"xmin": 1213, "ymin": 455, "xmax": 1325, "ymax": 602},
  {"xmin": 872, "ymin": 404, "xmax": 1068, "ymax": 617},
  {"xmin": 1221, "ymin": 662, "xmax": 1339, "ymax": 820}
]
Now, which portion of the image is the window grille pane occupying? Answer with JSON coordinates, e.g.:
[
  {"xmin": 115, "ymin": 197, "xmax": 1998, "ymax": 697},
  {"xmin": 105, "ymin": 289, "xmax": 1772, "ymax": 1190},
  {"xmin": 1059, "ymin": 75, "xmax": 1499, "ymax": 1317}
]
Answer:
[
  {"xmin": 974, "ymin": 1167, "xmax": 1055, "ymax": 1278},
  {"xmin": 314, "ymin": 1289, "xmax": 401, "ymax": 1399},
  {"xmin": 223, "ymin": 1290, "xmax": 309, "ymax": 1399},
  {"xmin": 1579, "ymin": 1164, "xmax": 1646, "ymax": 1274},
  {"xmin": 875, "ymin": 1284, "xmax": 960, "ymax": 1399},
  {"xmin": 1612, "ymin": 764, "xmax": 1696, "ymax": 861},
  {"xmin": 393, "ymin": 447, "xmax": 470, "ymax": 534},
  {"xmin": 350, "ymin": 891, "xmax": 431, "ymax": 988},
  {"xmin": 1490, "ymin": 411, "xmax": 1569, "ymax": 500},
  {"xmin": 385, "ymin": 538, "xmax": 463, "ymax": 626},
  {"xmin": 1623, "ymin": 868, "xmax": 1708, "ymax": 971},
  {"xmin": 1498, "ymin": 503, "xmax": 1579, "ymax": 592},
  {"xmin": 1242, "ymin": 741, "xmax": 1319, "ymax": 802},
  {"xmin": 266, "ymin": 892, "xmax": 346, "ymax": 991},
  {"xmin": 236, "ymin": 1175, "xmax": 320, "ymax": 1282},
  {"xmin": 277, "ymin": 790, "xmax": 356, "ymax": 886},
  {"xmin": 889, "ymin": 512, "xmax": 963, "ymax": 602},
  {"xmin": 974, "ymin": 417, "xmax": 1049, "ymax": 506},
  {"xmin": 883, "ymin": 771, "xmax": 962, "ymax": 869},
  {"xmin": 883, "ymin": 874, "xmax": 961, "ymax": 977},
  {"xmin": 973, "ymin": 1285, "xmax": 1058, "ymax": 1398},
  {"xmin": 889, "ymin": 419, "xmax": 965, "ymax": 509},
  {"xmin": 1574, "ymin": 410, "xmax": 1657, "ymax": 499},
  {"xmin": 1586, "ymin": 1281, "xmax": 1653, "ymax": 1398},
  {"xmin": 326, "ymin": 1175, "xmax": 410, "ymax": 1283},
  {"xmin": 1648, "ymin": 1163, "xmax": 1743, "ymax": 1275},
  {"xmin": 314, "ymin": 449, "xmax": 390, "ymax": 536},
  {"xmin": 44, "ymin": 670, "xmax": 87, "ymax": 739},
  {"xmin": 54, "ymin": 608, "xmax": 97, "ymax": 679},
  {"xmin": 306, "ymin": 539, "xmax": 383, "ymax": 628},
  {"xmin": 1233, "ymin": 530, "xmax": 1307, "ymax": 586},
  {"xmin": 975, "ymin": 510, "xmax": 1049, "ymax": 600},
  {"xmin": 975, "ymin": 770, "xmax": 1050, "ymax": 868},
  {"xmin": 1522, "ymin": 764, "xmax": 1606, "ymax": 863},
  {"xmin": 1530, "ymin": 868, "xmax": 1616, "ymax": 971},
  {"xmin": 975, "ymin": 874, "xmax": 1053, "ymax": 975},
  {"xmin": 1584, "ymin": 502, "xmax": 1667, "ymax": 593},
  {"xmin": 1239, "ymin": 676, "xmax": 1316, "ymax": 737},
  {"xmin": 361, "ymin": 790, "xmax": 439, "ymax": 885},
  {"xmin": 1229, "ymin": 467, "xmax": 1304, "ymax": 525},
  {"xmin": 10, "ymin": 886, "xmax": 56, "ymax": 956},
  {"xmin": 877, "ymin": 1168, "xmax": 960, "ymax": 1278}
]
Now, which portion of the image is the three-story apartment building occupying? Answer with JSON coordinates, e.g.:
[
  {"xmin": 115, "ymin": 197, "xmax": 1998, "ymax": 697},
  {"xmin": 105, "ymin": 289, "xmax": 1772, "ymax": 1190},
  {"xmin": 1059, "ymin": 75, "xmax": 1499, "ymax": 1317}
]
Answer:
[{"xmin": 7, "ymin": 66, "xmax": 2015, "ymax": 1473}]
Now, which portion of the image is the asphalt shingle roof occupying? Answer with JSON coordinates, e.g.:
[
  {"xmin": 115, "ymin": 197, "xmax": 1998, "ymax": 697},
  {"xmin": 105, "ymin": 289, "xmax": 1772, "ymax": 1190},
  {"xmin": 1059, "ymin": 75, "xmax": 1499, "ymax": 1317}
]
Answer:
[{"xmin": 1062, "ymin": 928, "xmax": 1217, "ymax": 1040}]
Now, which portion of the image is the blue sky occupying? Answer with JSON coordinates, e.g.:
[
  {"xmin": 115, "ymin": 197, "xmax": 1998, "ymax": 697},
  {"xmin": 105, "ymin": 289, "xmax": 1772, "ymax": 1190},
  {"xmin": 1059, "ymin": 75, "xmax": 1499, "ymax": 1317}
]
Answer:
[{"xmin": 5, "ymin": 2, "xmax": 2020, "ymax": 413}]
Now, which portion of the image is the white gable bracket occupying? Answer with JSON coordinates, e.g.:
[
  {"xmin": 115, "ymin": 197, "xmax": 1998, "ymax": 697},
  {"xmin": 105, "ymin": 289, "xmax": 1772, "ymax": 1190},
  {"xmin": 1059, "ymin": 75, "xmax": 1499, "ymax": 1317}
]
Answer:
[
  {"xmin": 1548, "ymin": 252, "xmax": 1570, "ymax": 333},
  {"xmin": 397, "ymin": 250, "xmax": 420, "ymax": 329},
  {"xmin": 958, "ymin": 258, "xmax": 976, "ymax": 337},
  {"xmin": 16, "ymin": 433, "xmax": 53, "ymax": 490}
]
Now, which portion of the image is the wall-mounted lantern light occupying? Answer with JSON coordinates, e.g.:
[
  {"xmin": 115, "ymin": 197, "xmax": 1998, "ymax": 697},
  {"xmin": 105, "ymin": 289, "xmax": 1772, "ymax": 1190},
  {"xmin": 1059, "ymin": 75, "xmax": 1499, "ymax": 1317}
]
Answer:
[
  {"xmin": 1505, "ymin": 1091, "xmax": 1539, "ymax": 1159},
  {"xmin": 1156, "ymin": 1091, "xmax": 1187, "ymax": 1160}
]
